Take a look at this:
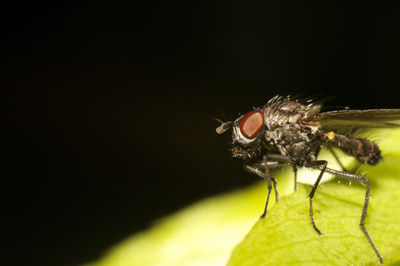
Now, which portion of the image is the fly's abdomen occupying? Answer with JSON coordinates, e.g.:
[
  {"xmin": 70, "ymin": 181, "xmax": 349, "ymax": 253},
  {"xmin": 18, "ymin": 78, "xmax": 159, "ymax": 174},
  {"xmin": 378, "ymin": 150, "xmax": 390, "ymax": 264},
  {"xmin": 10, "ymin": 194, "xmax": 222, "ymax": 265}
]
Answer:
[{"xmin": 324, "ymin": 133, "xmax": 382, "ymax": 165}]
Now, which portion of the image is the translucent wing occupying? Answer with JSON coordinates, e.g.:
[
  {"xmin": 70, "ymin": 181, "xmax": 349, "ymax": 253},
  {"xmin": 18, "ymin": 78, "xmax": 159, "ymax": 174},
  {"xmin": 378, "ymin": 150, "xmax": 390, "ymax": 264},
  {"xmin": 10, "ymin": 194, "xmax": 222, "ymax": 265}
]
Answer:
[
  {"xmin": 310, "ymin": 109, "xmax": 400, "ymax": 134},
  {"xmin": 318, "ymin": 109, "xmax": 400, "ymax": 121}
]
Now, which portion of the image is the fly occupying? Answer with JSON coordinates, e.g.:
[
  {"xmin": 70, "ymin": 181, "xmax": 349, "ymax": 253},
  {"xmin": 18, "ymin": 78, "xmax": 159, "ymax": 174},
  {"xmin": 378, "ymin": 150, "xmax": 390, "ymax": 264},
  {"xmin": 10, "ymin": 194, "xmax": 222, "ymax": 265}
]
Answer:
[{"xmin": 216, "ymin": 95, "xmax": 400, "ymax": 264}]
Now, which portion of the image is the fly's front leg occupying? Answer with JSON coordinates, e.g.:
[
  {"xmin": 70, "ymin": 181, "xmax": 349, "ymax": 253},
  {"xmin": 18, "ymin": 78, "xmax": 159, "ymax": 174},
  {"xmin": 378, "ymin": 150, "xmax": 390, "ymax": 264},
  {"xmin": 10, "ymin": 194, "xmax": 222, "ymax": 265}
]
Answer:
[
  {"xmin": 262, "ymin": 156, "xmax": 279, "ymax": 204},
  {"xmin": 271, "ymin": 176, "xmax": 278, "ymax": 203},
  {"xmin": 261, "ymin": 166, "xmax": 272, "ymax": 219},
  {"xmin": 245, "ymin": 163, "xmax": 273, "ymax": 218},
  {"xmin": 266, "ymin": 154, "xmax": 295, "ymax": 192},
  {"xmin": 245, "ymin": 159, "xmax": 285, "ymax": 218},
  {"xmin": 305, "ymin": 160, "xmax": 328, "ymax": 235}
]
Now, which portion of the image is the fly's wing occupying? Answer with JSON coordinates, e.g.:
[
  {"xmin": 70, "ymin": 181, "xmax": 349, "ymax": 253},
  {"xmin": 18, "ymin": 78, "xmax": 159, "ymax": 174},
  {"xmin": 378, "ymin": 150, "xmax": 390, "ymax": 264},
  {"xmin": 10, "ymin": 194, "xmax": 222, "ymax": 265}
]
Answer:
[
  {"xmin": 310, "ymin": 109, "xmax": 400, "ymax": 135},
  {"xmin": 318, "ymin": 109, "xmax": 400, "ymax": 120}
]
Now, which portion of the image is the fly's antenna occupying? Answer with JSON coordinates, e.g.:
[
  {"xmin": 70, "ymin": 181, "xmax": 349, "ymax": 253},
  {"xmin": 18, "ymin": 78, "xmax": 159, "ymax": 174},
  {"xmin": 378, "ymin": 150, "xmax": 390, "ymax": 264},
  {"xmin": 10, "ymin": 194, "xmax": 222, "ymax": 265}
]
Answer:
[{"xmin": 212, "ymin": 117, "xmax": 233, "ymax": 134}]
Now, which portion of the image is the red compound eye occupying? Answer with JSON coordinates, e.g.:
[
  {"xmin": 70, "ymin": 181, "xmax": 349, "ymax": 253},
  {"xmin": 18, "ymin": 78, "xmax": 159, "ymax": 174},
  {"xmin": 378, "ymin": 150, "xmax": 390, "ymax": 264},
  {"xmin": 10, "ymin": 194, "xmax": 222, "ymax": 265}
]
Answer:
[{"xmin": 239, "ymin": 110, "xmax": 264, "ymax": 139}]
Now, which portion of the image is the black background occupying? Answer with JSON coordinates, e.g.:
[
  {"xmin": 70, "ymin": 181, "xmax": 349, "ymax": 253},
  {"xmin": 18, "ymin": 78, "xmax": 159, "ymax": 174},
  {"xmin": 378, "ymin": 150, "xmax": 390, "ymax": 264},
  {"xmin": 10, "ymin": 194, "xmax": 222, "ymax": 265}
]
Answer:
[{"xmin": 3, "ymin": 1, "xmax": 400, "ymax": 266}]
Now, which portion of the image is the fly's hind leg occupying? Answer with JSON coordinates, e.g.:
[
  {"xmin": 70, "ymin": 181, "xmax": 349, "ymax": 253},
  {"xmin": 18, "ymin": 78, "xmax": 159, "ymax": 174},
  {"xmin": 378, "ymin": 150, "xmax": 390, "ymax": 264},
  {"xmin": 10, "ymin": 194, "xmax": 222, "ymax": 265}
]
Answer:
[{"xmin": 322, "ymin": 167, "xmax": 383, "ymax": 264}]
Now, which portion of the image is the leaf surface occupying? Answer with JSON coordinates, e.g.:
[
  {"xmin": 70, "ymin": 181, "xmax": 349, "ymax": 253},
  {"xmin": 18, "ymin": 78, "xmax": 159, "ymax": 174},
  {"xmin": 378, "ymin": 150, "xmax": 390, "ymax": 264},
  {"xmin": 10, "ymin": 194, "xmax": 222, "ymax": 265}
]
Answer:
[{"xmin": 87, "ymin": 129, "xmax": 400, "ymax": 266}]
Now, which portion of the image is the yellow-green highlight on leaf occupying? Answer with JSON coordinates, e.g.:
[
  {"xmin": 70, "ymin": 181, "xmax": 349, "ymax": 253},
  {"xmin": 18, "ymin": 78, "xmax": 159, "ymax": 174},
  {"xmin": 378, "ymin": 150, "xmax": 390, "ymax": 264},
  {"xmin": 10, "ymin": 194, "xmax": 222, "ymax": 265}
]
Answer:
[
  {"xmin": 295, "ymin": 145, "xmax": 355, "ymax": 185},
  {"xmin": 87, "ymin": 128, "xmax": 400, "ymax": 266},
  {"xmin": 85, "ymin": 173, "xmax": 293, "ymax": 266}
]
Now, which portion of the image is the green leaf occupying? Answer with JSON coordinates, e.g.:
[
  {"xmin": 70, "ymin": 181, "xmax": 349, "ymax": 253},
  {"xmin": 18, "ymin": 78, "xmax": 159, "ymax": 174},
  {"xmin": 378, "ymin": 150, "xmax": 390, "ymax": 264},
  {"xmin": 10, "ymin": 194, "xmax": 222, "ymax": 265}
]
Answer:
[
  {"xmin": 228, "ymin": 181, "xmax": 400, "ymax": 265},
  {"xmin": 84, "ymin": 175, "xmax": 293, "ymax": 266},
  {"xmin": 86, "ymin": 129, "xmax": 400, "ymax": 266},
  {"xmin": 228, "ymin": 128, "xmax": 400, "ymax": 266}
]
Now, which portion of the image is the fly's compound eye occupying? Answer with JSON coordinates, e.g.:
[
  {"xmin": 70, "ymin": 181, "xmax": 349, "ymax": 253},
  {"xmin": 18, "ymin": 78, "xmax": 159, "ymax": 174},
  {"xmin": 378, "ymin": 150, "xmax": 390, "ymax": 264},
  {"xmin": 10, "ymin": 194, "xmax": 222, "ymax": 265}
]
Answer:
[{"xmin": 238, "ymin": 110, "xmax": 264, "ymax": 139}]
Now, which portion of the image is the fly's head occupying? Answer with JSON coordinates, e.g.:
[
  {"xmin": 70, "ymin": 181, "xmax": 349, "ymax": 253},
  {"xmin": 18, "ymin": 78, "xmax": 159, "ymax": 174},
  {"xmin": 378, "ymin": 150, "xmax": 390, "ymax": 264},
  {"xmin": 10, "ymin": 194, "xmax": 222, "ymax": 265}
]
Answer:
[{"xmin": 216, "ymin": 109, "xmax": 265, "ymax": 160}]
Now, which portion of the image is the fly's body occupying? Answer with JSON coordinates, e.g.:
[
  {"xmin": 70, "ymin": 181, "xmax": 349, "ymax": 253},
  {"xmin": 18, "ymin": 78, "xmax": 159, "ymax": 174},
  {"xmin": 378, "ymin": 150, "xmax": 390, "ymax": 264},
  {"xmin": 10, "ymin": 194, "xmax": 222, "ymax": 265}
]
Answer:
[
  {"xmin": 262, "ymin": 97, "xmax": 322, "ymax": 165},
  {"xmin": 216, "ymin": 95, "xmax": 400, "ymax": 264}
]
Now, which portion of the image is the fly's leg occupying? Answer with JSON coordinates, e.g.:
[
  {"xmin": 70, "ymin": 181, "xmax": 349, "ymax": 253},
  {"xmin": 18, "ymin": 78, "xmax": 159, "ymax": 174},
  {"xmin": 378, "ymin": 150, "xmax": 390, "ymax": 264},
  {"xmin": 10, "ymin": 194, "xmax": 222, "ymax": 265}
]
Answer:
[
  {"xmin": 261, "ymin": 166, "xmax": 272, "ymax": 219},
  {"xmin": 305, "ymin": 160, "xmax": 328, "ymax": 235},
  {"xmin": 322, "ymin": 167, "xmax": 383, "ymax": 264},
  {"xmin": 245, "ymin": 164, "xmax": 272, "ymax": 218},
  {"xmin": 265, "ymin": 154, "xmax": 299, "ymax": 192},
  {"xmin": 265, "ymin": 154, "xmax": 292, "ymax": 162},
  {"xmin": 245, "ymin": 163, "xmax": 273, "ymax": 218},
  {"xmin": 245, "ymin": 159, "xmax": 285, "ymax": 218},
  {"xmin": 271, "ymin": 177, "xmax": 278, "ymax": 203},
  {"xmin": 327, "ymin": 145, "xmax": 347, "ymax": 171},
  {"xmin": 263, "ymin": 155, "xmax": 279, "ymax": 204}
]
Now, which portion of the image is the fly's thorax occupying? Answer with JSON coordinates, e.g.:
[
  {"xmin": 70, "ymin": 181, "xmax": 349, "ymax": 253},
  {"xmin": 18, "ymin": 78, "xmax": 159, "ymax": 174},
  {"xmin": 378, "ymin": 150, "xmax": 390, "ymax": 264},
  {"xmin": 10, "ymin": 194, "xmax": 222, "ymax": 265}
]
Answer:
[
  {"xmin": 264, "ymin": 124, "xmax": 315, "ymax": 145},
  {"xmin": 264, "ymin": 123, "xmax": 321, "ymax": 163},
  {"xmin": 263, "ymin": 96, "xmax": 321, "ymax": 130}
]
